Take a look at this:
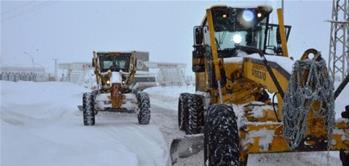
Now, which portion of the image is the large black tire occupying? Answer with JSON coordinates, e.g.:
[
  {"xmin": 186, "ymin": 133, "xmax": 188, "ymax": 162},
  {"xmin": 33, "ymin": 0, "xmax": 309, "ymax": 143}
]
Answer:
[
  {"xmin": 204, "ymin": 104, "xmax": 240, "ymax": 166},
  {"xmin": 178, "ymin": 93, "xmax": 190, "ymax": 130},
  {"xmin": 83, "ymin": 92, "xmax": 95, "ymax": 126},
  {"xmin": 137, "ymin": 92, "xmax": 151, "ymax": 125},
  {"xmin": 186, "ymin": 94, "xmax": 204, "ymax": 135}
]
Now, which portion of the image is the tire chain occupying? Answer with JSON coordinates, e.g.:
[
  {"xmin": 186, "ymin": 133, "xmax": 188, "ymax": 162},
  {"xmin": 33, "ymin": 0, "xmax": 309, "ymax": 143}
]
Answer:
[{"xmin": 283, "ymin": 58, "xmax": 335, "ymax": 149}]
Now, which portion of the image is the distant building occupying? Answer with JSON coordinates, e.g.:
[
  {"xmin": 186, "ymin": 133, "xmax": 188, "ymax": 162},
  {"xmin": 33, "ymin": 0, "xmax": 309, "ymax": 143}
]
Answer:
[
  {"xmin": 148, "ymin": 62, "xmax": 186, "ymax": 86},
  {"xmin": 58, "ymin": 61, "xmax": 187, "ymax": 88},
  {"xmin": 0, "ymin": 66, "xmax": 48, "ymax": 82},
  {"xmin": 58, "ymin": 62, "xmax": 92, "ymax": 85}
]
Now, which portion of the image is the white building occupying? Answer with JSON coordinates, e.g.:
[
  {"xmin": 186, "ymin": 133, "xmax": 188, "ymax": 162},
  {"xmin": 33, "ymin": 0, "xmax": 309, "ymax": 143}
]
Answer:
[{"xmin": 0, "ymin": 66, "xmax": 48, "ymax": 82}]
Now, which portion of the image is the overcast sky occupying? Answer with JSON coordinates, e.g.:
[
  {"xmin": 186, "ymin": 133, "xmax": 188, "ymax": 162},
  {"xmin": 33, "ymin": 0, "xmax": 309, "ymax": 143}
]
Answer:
[{"xmin": 1, "ymin": 0, "xmax": 332, "ymax": 74}]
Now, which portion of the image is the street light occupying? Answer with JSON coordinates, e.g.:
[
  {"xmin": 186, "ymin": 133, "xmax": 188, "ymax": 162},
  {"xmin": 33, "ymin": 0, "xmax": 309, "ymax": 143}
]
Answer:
[{"xmin": 24, "ymin": 51, "xmax": 35, "ymax": 68}]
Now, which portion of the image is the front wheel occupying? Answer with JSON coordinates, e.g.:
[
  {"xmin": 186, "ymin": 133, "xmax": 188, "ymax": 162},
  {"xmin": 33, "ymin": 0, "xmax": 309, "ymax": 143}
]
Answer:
[
  {"xmin": 137, "ymin": 92, "xmax": 151, "ymax": 125},
  {"xmin": 204, "ymin": 104, "xmax": 240, "ymax": 166},
  {"xmin": 82, "ymin": 92, "xmax": 95, "ymax": 126},
  {"xmin": 186, "ymin": 94, "xmax": 204, "ymax": 135}
]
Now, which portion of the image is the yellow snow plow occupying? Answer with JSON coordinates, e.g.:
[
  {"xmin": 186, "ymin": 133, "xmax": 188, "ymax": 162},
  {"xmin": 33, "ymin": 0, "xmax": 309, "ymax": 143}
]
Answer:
[
  {"xmin": 171, "ymin": 5, "xmax": 349, "ymax": 166},
  {"xmin": 80, "ymin": 51, "xmax": 151, "ymax": 126}
]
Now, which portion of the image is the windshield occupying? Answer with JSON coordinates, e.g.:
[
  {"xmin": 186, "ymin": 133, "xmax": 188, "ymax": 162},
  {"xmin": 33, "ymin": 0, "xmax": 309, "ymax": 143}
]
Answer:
[
  {"xmin": 215, "ymin": 27, "xmax": 265, "ymax": 50},
  {"xmin": 99, "ymin": 53, "xmax": 131, "ymax": 72},
  {"xmin": 210, "ymin": 7, "xmax": 270, "ymax": 56}
]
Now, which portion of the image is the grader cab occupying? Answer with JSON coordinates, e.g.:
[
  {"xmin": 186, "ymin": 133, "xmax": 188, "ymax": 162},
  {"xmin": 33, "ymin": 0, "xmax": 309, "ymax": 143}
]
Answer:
[
  {"xmin": 81, "ymin": 51, "xmax": 151, "ymax": 126},
  {"xmin": 171, "ymin": 5, "xmax": 349, "ymax": 166}
]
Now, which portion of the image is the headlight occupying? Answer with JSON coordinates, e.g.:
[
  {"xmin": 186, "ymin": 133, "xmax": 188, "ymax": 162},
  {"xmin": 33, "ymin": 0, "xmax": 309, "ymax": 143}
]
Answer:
[
  {"xmin": 232, "ymin": 34, "xmax": 242, "ymax": 44},
  {"xmin": 242, "ymin": 10, "xmax": 255, "ymax": 22},
  {"xmin": 106, "ymin": 80, "xmax": 110, "ymax": 84},
  {"xmin": 239, "ymin": 9, "xmax": 256, "ymax": 28}
]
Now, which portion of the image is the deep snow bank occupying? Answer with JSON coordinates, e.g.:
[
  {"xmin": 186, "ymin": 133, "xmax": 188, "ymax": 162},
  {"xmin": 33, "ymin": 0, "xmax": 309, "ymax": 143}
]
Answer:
[{"xmin": 1, "ymin": 81, "xmax": 169, "ymax": 166}]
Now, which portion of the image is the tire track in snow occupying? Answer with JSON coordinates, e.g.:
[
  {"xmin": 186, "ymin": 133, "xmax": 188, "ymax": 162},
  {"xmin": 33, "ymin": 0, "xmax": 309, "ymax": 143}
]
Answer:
[
  {"xmin": 93, "ymin": 111, "xmax": 170, "ymax": 166},
  {"xmin": 151, "ymin": 105, "xmax": 185, "ymax": 144}
]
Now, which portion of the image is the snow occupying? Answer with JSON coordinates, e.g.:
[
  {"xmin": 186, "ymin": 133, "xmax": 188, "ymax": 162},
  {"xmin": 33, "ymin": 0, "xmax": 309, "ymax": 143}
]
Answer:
[
  {"xmin": 246, "ymin": 53, "xmax": 295, "ymax": 74},
  {"xmin": 111, "ymin": 71, "xmax": 122, "ymax": 83},
  {"xmin": 333, "ymin": 127, "xmax": 349, "ymax": 141},
  {"xmin": 245, "ymin": 129, "xmax": 276, "ymax": 151},
  {"xmin": 144, "ymin": 85, "xmax": 195, "ymax": 111},
  {"xmin": 224, "ymin": 57, "xmax": 244, "ymax": 64},
  {"xmin": 1, "ymin": 81, "xmax": 169, "ymax": 166},
  {"xmin": 223, "ymin": 53, "xmax": 295, "ymax": 74},
  {"xmin": 1, "ymin": 73, "xmax": 348, "ymax": 166},
  {"xmin": 244, "ymin": 102, "xmax": 274, "ymax": 119}
]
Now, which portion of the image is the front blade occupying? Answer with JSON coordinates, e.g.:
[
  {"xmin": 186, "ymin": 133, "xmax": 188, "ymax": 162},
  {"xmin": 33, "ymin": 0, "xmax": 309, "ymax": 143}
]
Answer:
[{"xmin": 170, "ymin": 134, "xmax": 204, "ymax": 165}]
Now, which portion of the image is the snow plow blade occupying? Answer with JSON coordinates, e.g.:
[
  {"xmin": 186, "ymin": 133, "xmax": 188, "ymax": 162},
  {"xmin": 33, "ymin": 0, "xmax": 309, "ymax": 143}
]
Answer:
[{"xmin": 170, "ymin": 134, "xmax": 204, "ymax": 165}]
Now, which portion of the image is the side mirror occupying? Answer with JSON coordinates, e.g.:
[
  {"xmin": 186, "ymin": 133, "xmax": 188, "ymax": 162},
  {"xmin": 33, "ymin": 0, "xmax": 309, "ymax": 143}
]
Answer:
[
  {"xmin": 193, "ymin": 26, "xmax": 203, "ymax": 46},
  {"xmin": 192, "ymin": 45, "xmax": 205, "ymax": 72}
]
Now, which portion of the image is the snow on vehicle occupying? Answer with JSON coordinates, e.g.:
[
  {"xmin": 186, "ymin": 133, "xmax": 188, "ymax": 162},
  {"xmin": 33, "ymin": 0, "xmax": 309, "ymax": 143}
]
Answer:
[
  {"xmin": 81, "ymin": 51, "xmax": 151, "ymax": 126},
  {"xmin": 170, "ymin": 5, "xmax": 349, "ymax": 166}
]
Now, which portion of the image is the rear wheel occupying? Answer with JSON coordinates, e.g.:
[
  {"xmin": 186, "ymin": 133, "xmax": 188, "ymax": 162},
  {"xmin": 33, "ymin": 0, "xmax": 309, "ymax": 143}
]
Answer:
[
  {"xmin": 204, "ymin": 104, "xmax": 240, "ymax": 166},
  {"xmin": 137, "ymin": 92, "xmax": 151, "ymax": 125},
  {"xmin": 83, "ymin": 92, "xmax": 95, "ymax": 126},
  {"xmin": 186, "ymin": 94, "xmax": 204, "ymax": 135},
  {"xmin": 178, "ymin": 93, "xmax": 190, "ymax": 130}
]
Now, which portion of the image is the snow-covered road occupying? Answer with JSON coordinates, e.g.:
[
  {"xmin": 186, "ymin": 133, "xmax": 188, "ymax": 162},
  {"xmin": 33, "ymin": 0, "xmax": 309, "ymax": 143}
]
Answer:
[
  {"xmin": 1, "ymin": 81, "xmax": 347, "ymax": 166},
  {"xmin": 1, "ymin": 81, "xmax": 169, "ymax": 166}
]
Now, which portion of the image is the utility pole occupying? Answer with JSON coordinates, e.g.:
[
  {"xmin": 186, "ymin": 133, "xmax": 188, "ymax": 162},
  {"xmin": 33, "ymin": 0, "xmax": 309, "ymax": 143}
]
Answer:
[
  {"xmin": 328, "ymin": 0, "xmax": 349, "ymax": 81},
  {"xmin": 24, "ymin": 51, "xmax": 35, "ymax": 68},
  {"xmin": 53, "ymin": 58, "xmax": 58, "ymax": 81}
]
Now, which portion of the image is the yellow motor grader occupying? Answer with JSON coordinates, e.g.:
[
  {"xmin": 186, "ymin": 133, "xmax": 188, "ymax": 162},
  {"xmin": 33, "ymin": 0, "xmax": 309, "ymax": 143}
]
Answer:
[
  {"xmin": 81, "ymin": 51, "xmax": 151, "ymax": 126},
  {"xmin": 171, "ymin": 5, "xmax": 349, "ymax": 166}
]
